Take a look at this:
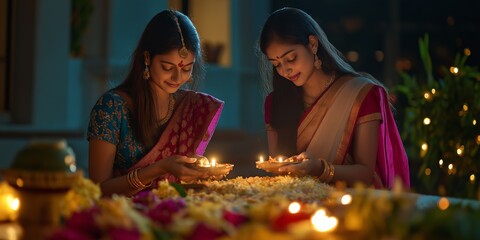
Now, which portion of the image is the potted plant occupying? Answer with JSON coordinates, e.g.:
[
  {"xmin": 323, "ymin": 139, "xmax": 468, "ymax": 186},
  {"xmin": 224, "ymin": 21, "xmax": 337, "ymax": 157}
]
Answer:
[
  {"xmin": 70, "ymin": 0, "xmax": 94, "ymax": 57},
  {"xmin": 394, "ymin": 34, "xmax": 480, "ymax": 199}
]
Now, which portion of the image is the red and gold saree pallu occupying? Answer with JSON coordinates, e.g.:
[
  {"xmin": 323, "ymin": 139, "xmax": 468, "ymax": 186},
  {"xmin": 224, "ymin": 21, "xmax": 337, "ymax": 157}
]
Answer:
[{"xmin": 129, "ymin": 90, "xmax": 224, "ymax": 182}]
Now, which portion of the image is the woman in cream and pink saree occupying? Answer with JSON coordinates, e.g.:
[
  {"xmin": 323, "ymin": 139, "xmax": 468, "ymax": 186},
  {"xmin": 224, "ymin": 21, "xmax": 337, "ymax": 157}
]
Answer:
[
  {"xmin": 87, "ymin": 10, "xmax": 223, "ymax": 197},
  {"xmin": 258, "ymin": 8, "xmax": 409, "ymax": 189}
]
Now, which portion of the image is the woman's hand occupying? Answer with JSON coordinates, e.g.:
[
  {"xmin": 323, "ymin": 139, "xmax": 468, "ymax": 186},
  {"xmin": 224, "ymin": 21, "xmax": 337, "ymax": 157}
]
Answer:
[
  {"xmin": 278, "ymin": 152, "xmax": 322, "ymax": 176},
  {"xmin": 155, "ymin": 155, "xmax": 207, "ymax": 182}
]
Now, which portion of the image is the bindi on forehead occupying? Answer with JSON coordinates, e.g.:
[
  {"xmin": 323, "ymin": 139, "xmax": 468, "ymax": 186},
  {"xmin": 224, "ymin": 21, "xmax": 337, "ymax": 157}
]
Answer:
[
  {"xmin": 267, "ymin": 49, "xmax": 295, "ymax": 61},
  {"xmin": 178, "ymin": 60, "xmax": 184, "ymax": 67}
]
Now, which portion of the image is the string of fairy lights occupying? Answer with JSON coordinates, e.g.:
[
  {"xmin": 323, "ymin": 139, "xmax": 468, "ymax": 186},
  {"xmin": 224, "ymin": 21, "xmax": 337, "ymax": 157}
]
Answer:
[{"xmin": 415, "ymin": 47, "xmax": 479, "ymax": 193}]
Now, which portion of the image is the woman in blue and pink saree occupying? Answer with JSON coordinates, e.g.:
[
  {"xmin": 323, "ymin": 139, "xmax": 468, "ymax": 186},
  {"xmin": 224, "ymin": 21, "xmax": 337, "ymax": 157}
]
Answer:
[{"xmin": 87, "ymin": 10, "xmax": 223, "ymax": 196}]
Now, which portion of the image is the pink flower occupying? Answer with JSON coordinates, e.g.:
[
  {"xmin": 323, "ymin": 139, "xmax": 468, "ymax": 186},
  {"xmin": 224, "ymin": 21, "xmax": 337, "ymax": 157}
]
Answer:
[
  {"xmin": 188, "ymin": 223, "xmax": 223, "ymax": 240},
  {"xmin": 132, "ymin": 191, "xmax": 160, "ymax": 210},
  {"xmin": 223, "ymin": 210, "xmax": 248, "ymax": 227},
  {"xmin": 271, "ymin": 210, "xmax": 311, "ymax": 231},
  {"xmin": 65, "ymin": 208, "xmax": 102, "ymax": 237},
  {"xmin": 108, "ymin": 227, "xmax": 141, "ymax": 240},
  {"xmin": 48, "ymin": 229, "xmax": 93, "ymax": 240},
  {"xmin": 147, "ymin": 199, "xmax": 186, "ymax": 225},
  {"xmin": 49, "ymin": 207, "xmax": 101, "ymax": 239}
]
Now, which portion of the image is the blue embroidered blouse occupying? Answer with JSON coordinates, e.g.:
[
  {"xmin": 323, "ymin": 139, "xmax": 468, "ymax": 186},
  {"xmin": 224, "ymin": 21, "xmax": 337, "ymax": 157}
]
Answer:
[{"xmin": 87, "ymin": 90, "xmax": 147, "ymax": 171}]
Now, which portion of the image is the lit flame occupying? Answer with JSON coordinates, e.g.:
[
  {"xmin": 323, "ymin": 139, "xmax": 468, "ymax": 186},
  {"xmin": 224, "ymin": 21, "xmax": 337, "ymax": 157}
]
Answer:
[
  {"xmin": 8, "ymin": 196, "xmax": 20, "ymax": 211},
  {"xmin": 0, "ymin": 183, "xmax": 20, "ymax": 221},
  {"xmin": 259, "ymin": 156, "xmax": 264, "ymax": 162},
  {"xmin": 288, "ymin": 202, "xmax": 301, "ymax": 214},
  {"xmin": 311, "ymin": 209, "xmax": 338, "ymax": 232},
  {"xmin": 341, "ymin": 194, "xmax": 352, "ymax": 205},
  {"xmin": 211, "ymin": 158, "xmax": 217, "ymax": 167}
]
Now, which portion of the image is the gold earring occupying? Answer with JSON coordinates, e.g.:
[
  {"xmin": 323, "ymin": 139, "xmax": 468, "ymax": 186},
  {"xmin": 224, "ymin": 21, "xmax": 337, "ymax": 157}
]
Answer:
[
  {"xmin": 143, "ymin": 51, "xmax": 151, "ymax": 80},
  {"xmin": 314, "ymin": 54, "xmax": 322, "ymax": 69}
]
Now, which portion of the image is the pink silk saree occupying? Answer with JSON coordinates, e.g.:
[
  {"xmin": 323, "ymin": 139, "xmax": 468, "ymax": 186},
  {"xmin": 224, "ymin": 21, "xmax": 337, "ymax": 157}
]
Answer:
[
  {"xmin": 297, "ymin": 76, "xmax": 410, "ymax": 189},
  {"xmin": 128, "ymin": 90, "xmax": 224, "ymax": 182}
]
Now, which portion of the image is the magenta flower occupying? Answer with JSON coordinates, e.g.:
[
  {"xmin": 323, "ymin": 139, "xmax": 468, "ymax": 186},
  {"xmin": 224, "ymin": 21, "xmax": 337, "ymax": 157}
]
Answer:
[
  {"xmin": 223, "ymin": 210, "xmax": 248, "ymax": 227},
  {"xmin": 147, "ymin": 198, "xmax": 187, "ymax": 225},
  {"xmin": 48, "ymin": 229, "xmax": 93, "ymax": 240},
  {"xmin": 108, "ymin": 227, "xmax": 141, "ymax": 240},
  {"xmin": 49, "ymin": 207, "xmax": 101, "ymax": 239},
  {"xmin": 132, "ymin": 190, "xmax": 160, "ymax": 210},
  {"xmin": 188, "ymin": 223, "xmax": 223, "ymax": 240}
]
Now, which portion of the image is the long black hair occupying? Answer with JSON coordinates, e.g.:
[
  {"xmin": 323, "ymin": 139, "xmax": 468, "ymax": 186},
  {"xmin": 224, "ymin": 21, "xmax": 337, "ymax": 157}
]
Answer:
[
  {"xmin": 258, "ymin": 7, "xmax": 359, "ymax": 156},
  {"xmin": 115, "ymin": 10, "xmax": 205, "ymax": 147}
]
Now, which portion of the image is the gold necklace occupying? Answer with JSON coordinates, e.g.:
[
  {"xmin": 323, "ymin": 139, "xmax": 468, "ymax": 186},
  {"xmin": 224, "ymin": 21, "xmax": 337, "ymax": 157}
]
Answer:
[
  {"xmin": 303, "ymin": 73, "xmax": 336, "ymax": 109},
  {"xmin": 158, "ymin": 94, "xmax": 175, "ymax": 126}
]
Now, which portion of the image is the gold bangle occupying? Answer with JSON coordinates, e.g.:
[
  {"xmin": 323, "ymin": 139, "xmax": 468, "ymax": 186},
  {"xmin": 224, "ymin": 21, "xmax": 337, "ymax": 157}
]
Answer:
[
  {"xmin": 127, "ymin": 168, "xmax": 152, "ymax": 189},
  {"xmin": 325, "ymin": 162, "xmax": 335, "ymax": 183},
  {"xmin": 319, "ymin": 159, "xmax": 330, "ymax": 181},
  {"xmin": 127, "ymin": 169, "xmax": 140, "ymax": 189},
  {"xmin": 133, "ymin": 168, "xmax": 152, "ymax": 188}
]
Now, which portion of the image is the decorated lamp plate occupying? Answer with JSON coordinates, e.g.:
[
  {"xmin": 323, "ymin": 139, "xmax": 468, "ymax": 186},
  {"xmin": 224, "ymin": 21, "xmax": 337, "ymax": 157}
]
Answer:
[
  {"xmin": 190, "ymin": 162, "xmax": 234, "ymax": 180},
  {"xmin": 256, "ymin": 157, "xmax": 302, "ymax": 174}
]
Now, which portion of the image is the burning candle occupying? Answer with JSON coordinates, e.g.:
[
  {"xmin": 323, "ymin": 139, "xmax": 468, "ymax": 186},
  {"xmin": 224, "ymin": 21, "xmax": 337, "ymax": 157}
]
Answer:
[
  {"xmin": 288, "ymin": 201, "xmax": 301, "ymax": 214},
  {"xmin": 256, "ymin": 155, "xmax": 299, "ymax": 174},
  {"xmin": 0, "ymin": 182, "xmax": 20, "ymax": 221},
  {"xmin": 193, "ymin": 157, "xmax": 234, "ymax": 179},
  {"xmin": 272, "ymin": 201, "xmax": 311, "ymax": 231},
  {"xmin": 341, "ymin": 194, "xmax": 352, "ymax": 205},
  {"xmin": 311, "ymin": 208, "xmax": 338, "ymax": 232}
]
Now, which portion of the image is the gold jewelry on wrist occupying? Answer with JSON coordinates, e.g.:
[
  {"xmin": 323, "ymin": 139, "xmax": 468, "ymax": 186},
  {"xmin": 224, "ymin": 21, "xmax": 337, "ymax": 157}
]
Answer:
[
  {"xmin": 318, "ymin": 159, "xmax": 335, "ymax": 183},
  {"xmin": 127, "ymin": 168, "xmax": 152, "ymax": 189},
  {"xmin": 325, "ymin": 162, "xmax": 335, "ymax": 183},
  {"xmin": 318, "ymin": 159, "xmax": 330, "ymax": 181}
]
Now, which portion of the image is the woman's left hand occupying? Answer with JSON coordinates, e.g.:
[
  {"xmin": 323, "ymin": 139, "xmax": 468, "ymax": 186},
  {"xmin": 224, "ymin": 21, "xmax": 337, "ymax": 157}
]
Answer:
[{"xmin": 277, "ymin": 152, "xmax": 320, "ymax": 176}]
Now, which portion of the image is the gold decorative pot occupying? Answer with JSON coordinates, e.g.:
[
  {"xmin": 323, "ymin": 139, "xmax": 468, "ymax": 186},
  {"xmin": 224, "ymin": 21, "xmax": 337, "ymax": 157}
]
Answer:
[{"xmin": 1, "ymin": 139, "xmax": 83, "ymax": 238}]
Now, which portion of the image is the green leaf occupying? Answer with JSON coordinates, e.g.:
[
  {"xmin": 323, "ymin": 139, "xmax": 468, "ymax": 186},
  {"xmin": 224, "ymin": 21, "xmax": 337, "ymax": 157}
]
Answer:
[
  {"xmin": 170, "ymin": 182, "xmax": 187, "ymax": 197},
  {"xmin": 152, "ymin": 228, "xmax": 173, "ymax": 240},
  {"xmin": 419, "ymin": 34, "xmax": 433, "ymax": 84}
]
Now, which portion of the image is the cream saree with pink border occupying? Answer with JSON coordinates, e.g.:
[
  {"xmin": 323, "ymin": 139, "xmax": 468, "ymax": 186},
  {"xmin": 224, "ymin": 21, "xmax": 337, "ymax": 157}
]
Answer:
[{"xmin": 297, "ymin": 76, "xmax": 410, "ymax": 189}]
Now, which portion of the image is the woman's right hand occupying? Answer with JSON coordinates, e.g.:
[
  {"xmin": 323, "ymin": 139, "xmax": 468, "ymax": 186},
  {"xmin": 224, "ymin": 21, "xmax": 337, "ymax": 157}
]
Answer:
[{"xmin": 156, "ymin": 155, "xmax": 207, "ymax": 182}]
